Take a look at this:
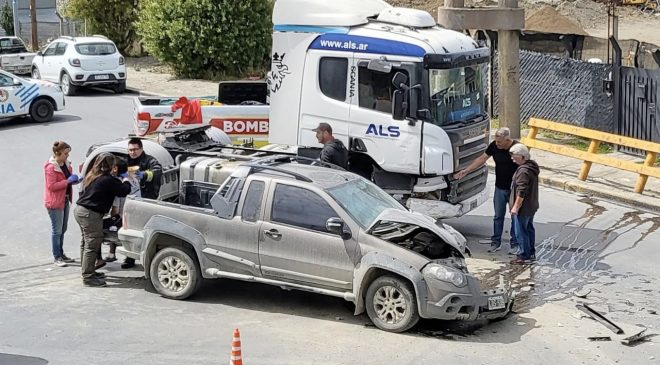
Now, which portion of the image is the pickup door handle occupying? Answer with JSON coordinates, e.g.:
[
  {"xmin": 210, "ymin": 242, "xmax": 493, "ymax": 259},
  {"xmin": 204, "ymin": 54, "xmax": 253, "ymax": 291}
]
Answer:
[{"xmin": 264, "ymin": 229, "xmax": 282, "ymax": 240}]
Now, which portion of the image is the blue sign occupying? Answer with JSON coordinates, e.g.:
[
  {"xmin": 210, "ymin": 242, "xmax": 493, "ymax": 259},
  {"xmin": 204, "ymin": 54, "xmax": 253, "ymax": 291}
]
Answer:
[
  {"xmin": 310, "ymin": 34, "xmax": 425, "ymax": 57},
  {"xmin": 0, "ymin": 103, "xmax": 15, "ymax": 114}
]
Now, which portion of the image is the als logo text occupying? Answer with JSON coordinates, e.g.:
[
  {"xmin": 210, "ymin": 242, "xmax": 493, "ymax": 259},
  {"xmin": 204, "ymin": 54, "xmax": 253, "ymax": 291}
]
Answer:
[{"xmin": 366, "ymin": 124, "xmax": 400, "ymax": 138}]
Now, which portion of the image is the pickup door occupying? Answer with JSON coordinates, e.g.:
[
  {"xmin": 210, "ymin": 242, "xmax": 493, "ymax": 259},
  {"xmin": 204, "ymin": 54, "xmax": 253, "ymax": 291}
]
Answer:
[{"xmin": 258, "ymin": 181, "xmax": 355, "ymax": 290}]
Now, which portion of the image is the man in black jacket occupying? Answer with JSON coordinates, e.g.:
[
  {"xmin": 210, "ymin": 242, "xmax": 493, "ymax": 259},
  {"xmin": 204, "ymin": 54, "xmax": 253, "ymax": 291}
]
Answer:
[
  {"xmin": 122, "ymin": 137, "xmax": 163, "ymax": 268},
  {"xmin": 314, "ymin": 122, "xmax": 348, "ymax": 169}
]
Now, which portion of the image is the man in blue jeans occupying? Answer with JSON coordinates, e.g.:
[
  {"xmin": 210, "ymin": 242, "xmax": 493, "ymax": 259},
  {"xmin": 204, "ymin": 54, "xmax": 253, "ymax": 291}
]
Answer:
[{"xmin": 454, "ymin": 127, "xmax": 519, "ymax": 254}]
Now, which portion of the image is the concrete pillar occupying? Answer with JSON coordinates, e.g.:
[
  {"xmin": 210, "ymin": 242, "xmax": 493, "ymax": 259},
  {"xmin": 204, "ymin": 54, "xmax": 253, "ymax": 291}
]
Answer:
[{"xmin": 497, "ymin": 0, "xmax": 521, "ymax": 139}]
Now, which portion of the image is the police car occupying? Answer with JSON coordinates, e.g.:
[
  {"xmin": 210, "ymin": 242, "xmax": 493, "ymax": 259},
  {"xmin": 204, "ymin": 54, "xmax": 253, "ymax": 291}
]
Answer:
[{"xmin": 0, "ymin": 69, "xmax": 64, "ymax": 123}]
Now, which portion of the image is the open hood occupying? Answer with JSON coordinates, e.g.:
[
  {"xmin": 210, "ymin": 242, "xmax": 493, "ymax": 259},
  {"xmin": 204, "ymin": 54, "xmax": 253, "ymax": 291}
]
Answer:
[{"xmin": 368, "ymin": 208, "xmax": 467, "ymax": 256}]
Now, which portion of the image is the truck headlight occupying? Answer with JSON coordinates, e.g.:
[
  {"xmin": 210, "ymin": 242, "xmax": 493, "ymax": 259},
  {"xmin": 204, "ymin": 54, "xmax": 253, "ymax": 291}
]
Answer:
[{"xmin": 422, "ymin": 264, "xmax": 467, "ymax": 287}]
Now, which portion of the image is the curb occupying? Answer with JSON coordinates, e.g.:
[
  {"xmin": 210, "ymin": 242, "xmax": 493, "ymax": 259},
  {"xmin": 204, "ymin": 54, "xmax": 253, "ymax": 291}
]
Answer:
[
  {"xmin": 126, "ymin": 87, "xmax": 167, "ymax": 97},
  {"xmin": 487, "ymin": 165, "xmax": 660, "ymax": 213}
]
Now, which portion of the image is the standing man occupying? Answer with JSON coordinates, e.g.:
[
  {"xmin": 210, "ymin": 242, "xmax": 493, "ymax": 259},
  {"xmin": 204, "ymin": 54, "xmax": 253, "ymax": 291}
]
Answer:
[
  {"xmin": 313, "ymin": 122, "xmax": 348, "ymax": 169},
  {"xmin": 454, "ymin": 127, "xmax": 519, "ymax": 254},
  {"xmin": 122, "ymin": 137, "xmax": 163, "ymax": 269},
  {"xmin": 509, "ymin": 143, "xmax": 540, "ymax": 264}
]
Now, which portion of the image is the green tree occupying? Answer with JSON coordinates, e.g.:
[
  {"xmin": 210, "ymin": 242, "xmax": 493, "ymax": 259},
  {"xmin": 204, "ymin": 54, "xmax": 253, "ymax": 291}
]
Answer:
[
  {"xmin": 136, "ymin": 0, "xmax": 272, "ymax": 79},
  {"xmin": 0, "ymin": 0, "xmax": 14, "ymax": 36},
  {"xmin": 64, "ymin": 0, "xmax": 139, "ymax": 53}
]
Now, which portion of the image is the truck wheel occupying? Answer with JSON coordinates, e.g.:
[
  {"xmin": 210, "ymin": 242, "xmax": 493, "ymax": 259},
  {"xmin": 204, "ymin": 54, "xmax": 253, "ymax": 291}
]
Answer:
[
  {"xmin": 113, "ymin": 81, "xmax": 126, "ymax": 94},
  {"xmin": 29, "ymin": 98, "xmax": 54, "ymax": 123},
  {"xmin": 150, "ymin": 247, "xmax": 201, "ymax": 300},
  {"xmin": 60, "ymin": 73, "xmax": 77, "ymax": 96},
  {"xmin": 365, "ymin": 276, "xmax": 419, "ymax": 333},
  {"xmin": 31, "ymin": 67, "xmax": 40, "ymax": 80}
]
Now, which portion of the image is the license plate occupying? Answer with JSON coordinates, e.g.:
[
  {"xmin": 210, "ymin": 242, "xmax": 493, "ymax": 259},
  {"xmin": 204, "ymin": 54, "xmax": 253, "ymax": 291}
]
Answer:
[
  {"xmin": 488, "ymin": 295, "xmax": 506, "ymax": 310},
  {"xmin": 94, "ymin": 75, "xmax": 109, "ymax": 80}
]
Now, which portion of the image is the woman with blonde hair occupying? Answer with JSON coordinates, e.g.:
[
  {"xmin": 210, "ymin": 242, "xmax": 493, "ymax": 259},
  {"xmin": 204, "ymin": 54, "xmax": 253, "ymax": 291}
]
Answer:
[
  {"xmin": 74, "ymin": 153, "xmax": 131, "ymax": 287},
  {"xmin": 44, "ymin": 141, "xmax": 81, "ymax": 267},
  {"xmin": 509, "ymin": 144, "xmax": 540, "ymax": 265}
]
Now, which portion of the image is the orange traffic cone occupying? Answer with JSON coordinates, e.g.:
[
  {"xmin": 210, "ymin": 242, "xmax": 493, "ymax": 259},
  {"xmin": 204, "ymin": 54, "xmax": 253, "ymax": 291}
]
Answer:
[{"xmin": 230, "ymin": 328, "xmax": 243, "ymax": 365}]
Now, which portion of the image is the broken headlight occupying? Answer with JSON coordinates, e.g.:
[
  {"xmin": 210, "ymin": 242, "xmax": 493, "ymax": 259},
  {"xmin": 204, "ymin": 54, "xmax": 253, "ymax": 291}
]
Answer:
[{"xmin": 422, "ymin": 264, "xmax": 467, "ymax": 287}]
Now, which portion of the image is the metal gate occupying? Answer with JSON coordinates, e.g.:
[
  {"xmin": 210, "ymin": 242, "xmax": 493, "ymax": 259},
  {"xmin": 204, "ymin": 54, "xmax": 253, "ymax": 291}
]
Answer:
[{"xmin": 613, "ymin": 39, "xmax": 660, "ymax": 155}]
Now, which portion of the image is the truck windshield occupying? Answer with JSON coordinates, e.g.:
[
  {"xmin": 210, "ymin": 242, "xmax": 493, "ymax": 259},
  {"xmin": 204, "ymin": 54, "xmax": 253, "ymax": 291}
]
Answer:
[
  {"xmin": 429, "ymin": 64, "xmax": 485, "ymax": 126},
  {"xmin": 327, "ymin": 178, "xmax": 404, "ymax": 229}
]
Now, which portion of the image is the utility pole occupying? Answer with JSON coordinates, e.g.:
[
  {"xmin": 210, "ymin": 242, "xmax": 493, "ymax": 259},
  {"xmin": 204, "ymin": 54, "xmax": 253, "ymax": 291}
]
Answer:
[
  {"xmin": 30, "ymin": 0, "xmax": 38, "ymax": 51},
  {"xmin": 437, "ymin": 0, "xmax": 525, "ymax": 139}
]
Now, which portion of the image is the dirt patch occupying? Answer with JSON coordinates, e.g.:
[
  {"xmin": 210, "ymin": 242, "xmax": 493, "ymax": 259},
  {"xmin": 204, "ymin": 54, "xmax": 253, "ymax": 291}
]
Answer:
[{"xmin": 525, "ymin": 6, "xmax": 588, "ymax": 35}]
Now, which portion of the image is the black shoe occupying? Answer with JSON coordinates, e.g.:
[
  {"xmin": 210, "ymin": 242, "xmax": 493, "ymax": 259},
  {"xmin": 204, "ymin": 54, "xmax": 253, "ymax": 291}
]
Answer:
[
  {"xmin": 83, "ymin": 278, "xmax": 107, "ymax": 287},
  {"xmin": 93, "ymin": 272, "xmax": 106, "ymax": 279},
  {"xmin": 121, "ymin": 259, "xmax": 135, "ymax": 269},
  {"xmin": 61, "ymin": 255, "xmax": 75, "ymax": 263},
  {"xmin": 104, "ymin": 256, "xmax": 117, "ymax": 262}
]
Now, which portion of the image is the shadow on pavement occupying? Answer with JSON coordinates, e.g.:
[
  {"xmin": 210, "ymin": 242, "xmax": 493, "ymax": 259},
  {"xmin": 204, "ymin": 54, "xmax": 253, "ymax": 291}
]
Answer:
[
  {"xmin": 0, "ymin": 353, "xmax": 48, "ymax": 365},
  {"xmin": 0, "ymin": 114, "xmax": 82, "ymax": 131}
]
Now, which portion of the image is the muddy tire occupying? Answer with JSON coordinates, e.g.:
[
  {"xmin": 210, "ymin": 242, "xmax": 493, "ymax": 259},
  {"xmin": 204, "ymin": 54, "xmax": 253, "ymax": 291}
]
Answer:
[
  {"xmin": 365, "ymin": 275, "xmax": 419, "ymax": 333},
  {"xmin": 149, "ymin": 247, "xmax": 201, "ymax": 300},
  {"xmin": 29, "ymin": 98, "xmax": 54, "ymax": 123},
  {"xmin": 60, "ymin": 72, "xmax": 77, "ymax": 96}
]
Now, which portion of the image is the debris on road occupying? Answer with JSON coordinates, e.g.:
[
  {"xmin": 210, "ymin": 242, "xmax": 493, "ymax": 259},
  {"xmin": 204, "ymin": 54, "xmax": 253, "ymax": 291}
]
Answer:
[
  {"xmin": 576, "ymin": 304, "xmax": 625, "ymax": 334},
  {"xmin": 647, "ymin": 308, "xmax": 657, "ymax": 315},
  {"xmin": 574, "ymin": 288, "xmax": 591, "ymax": 298},
  {"xmin": 621, "ymin": 329, "xmax": 657, "ymax": 347},
  {"xmin": 587, "ymin": 336, "xmax": 611, "ymax": 341}
]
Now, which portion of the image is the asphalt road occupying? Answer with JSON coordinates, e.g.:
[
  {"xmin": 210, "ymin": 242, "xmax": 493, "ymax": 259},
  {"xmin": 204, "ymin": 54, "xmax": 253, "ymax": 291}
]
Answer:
[{"xmin": 0, "ymin": 91, "xmax": 658, "ymax": 365}]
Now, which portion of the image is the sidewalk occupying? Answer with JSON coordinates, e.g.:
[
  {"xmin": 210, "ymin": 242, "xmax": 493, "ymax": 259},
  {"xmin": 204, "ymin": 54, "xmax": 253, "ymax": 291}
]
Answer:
[{"xmin": 125, "ymin": 65, "xmax": 660, "ymax": 214}]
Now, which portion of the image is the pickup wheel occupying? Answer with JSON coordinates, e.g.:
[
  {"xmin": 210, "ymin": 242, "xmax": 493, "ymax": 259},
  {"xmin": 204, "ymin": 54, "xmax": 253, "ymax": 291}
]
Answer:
[
  {"xmin": 150, "ymin": 247, "xmax": 201, "ymax": 300},
  {"xmin": 29, "ymin": 98, "xmax": 54, "ymax": 123},
  {"xmin": 365, "ymin": 276, "xmax": 419, "ymax": 333},
  {"xmin": 60, "ymin": 73, "xmax": 77, "ymax": 96},
  {"xmin": 31, "ymin": 67, "xmax": 40, "ymax": 80}
]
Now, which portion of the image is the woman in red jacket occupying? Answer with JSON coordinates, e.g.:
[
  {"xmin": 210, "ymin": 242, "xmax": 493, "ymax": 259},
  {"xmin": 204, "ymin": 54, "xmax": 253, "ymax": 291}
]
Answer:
[{"xmin": 44, "ymin": 141, "xmax": 81, "ymax": 267}]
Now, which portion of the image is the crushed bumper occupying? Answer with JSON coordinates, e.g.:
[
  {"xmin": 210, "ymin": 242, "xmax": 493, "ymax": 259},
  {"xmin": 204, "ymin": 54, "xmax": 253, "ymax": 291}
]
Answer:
[
  {"xmin": 420, "ymin": 276, "xmax": 513, "ymax": 321},
  {"xmin": 116, "ymin": 228, "xmax": 143, "ymax": 260}
]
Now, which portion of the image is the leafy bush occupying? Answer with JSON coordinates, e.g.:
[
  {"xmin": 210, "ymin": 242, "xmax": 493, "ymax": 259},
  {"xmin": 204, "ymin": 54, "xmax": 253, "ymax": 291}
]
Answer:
[
  {"xmin": 64, "ymin": 0, "xmax": 139, "ymax": 54},
  {"xmin": 136, "ymin": 0, "xmax": 272, "ymax": 79},
  {"xmin": 0, "ymin": 0, "xmax": 14, "ymax": 36}
]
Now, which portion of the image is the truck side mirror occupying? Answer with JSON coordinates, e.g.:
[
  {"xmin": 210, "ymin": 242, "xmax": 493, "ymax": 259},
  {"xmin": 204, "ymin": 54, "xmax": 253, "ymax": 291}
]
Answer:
[
  {"xmin": 392, "ymin": 90, "xmax": 406, "ymax": 121},
  {"xmin": 326, "ymin": 217, "xmax": 352, "ymax": 240},
  {"xmin": 392, "ymin": 72, "xmax": 408, "ymax": 90}
]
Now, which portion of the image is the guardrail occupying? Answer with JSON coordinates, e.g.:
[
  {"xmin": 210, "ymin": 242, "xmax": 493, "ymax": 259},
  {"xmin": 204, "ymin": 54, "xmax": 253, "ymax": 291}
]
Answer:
[{"xmin": 521, "ymin": 118, "xmax": 660, "ymax": 194}]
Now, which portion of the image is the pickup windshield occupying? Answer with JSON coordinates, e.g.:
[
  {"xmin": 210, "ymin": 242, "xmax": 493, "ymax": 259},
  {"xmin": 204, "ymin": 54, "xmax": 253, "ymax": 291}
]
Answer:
[
  {"xmin": 429, "ymin": 63, "xmax": 486, "ymax": 126},
  {"xmin": 327, "ymin": 178, "xmax": 404, "ymax": 229}
]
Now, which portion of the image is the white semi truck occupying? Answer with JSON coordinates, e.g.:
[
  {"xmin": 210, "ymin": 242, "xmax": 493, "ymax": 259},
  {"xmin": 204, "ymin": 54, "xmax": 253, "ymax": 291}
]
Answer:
[{"xmin": 125, "ymin": 0, "xmax": 492, "ymax": 218}]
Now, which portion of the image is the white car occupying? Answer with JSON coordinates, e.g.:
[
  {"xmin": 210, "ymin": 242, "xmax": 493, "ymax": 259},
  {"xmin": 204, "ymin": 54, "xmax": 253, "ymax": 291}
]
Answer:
[
  {"xmin": 0, "ymin": 69, "xmax": 65, "ymax": 122},
  {"xmin": 31, "ymin": 35, "xmax": 126, "ymax": 96}
]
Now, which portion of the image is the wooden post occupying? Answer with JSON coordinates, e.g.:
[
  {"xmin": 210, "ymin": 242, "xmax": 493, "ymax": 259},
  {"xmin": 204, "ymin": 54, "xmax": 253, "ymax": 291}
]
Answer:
[
  {"xmin": 30, "ymin": 0, "xmax": 38, "ymax": 51},
  {"xmin": 578, "ymin": 140, "xmax": 601, "ymax": 181},
  {"xmin": 634, "ymin": 151, "xmax": 657, "ymax": 193}
]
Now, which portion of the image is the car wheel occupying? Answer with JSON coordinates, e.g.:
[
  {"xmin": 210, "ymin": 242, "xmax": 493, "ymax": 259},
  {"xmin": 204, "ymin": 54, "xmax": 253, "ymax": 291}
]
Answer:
[
  {"xmin": 365, "ymin": 275, "xmax": 420, "ymax": 333},
  {"xmin": 149, "ymin": 247, "xmax": 201, "ymax": 300},
  {"xmin": 60, "ymin": 73, "xmax": 77, "ymax": 96},
  {"xmin": 113, "ymin": 81, "xmax": 126, "ymax": 94},
  {"xmin": 31, "ymin": 67, "xmax": 40, "ymax": 80},
  {"xmin": 29, "ymin": 98, "xmax": 54, "ymax": 123}
]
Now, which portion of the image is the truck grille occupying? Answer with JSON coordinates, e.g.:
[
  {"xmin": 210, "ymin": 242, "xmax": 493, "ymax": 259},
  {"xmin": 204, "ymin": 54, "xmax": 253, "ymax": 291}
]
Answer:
[{"xmin": 444, "ymin": 115, "xmax": 490, "ymax": 204}]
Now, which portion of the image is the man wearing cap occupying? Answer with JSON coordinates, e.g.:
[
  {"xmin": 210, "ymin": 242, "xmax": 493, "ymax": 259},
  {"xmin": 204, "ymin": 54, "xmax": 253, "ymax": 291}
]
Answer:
[{"xmin": 313, "ymin": 122, "xmax": 349, "ymax": 169}]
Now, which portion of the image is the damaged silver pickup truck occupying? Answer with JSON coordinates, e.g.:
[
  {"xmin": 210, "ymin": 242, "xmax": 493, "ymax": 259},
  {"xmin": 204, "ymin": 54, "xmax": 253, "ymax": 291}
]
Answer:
[{"xmin": 118, "ymin": 156, "xmax": 512, "ymax": 332}]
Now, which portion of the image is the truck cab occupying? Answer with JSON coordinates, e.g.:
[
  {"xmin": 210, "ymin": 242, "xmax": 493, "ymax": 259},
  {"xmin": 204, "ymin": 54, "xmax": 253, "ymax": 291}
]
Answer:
[{"xmin": 269, "ymin": 0, "xmax": 491, "ymax": 217}]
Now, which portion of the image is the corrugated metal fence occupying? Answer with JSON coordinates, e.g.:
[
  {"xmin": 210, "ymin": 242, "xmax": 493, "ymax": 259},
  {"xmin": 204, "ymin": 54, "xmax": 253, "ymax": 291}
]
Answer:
[{"xmin": 493, "ymin": 50, "xmax": 615, "ymax": 132}]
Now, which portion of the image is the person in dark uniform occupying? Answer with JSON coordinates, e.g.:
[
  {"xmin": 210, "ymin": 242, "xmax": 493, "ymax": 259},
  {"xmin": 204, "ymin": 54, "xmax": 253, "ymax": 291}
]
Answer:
[
  {"xmin": 121, "ymin": 138, "xmax": 163, "ymax": 269},
  {"xmin": 75, "ymin": 153, "xmax": 132, "ymax": 287},
  {"xmin": 313, "ymin": 122, "xmax": 348, "ymax": 169}
]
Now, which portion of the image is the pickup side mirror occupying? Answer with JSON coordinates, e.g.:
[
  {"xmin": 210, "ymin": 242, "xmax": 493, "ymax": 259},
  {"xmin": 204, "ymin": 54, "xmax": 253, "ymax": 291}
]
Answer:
[
  {"xmin": 326, "ymin": 217, "xmax": 352, "ymax": 240},
  {"xmin": 36, "ymin": 50, "xmax": 42, "ymax": 56}
]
